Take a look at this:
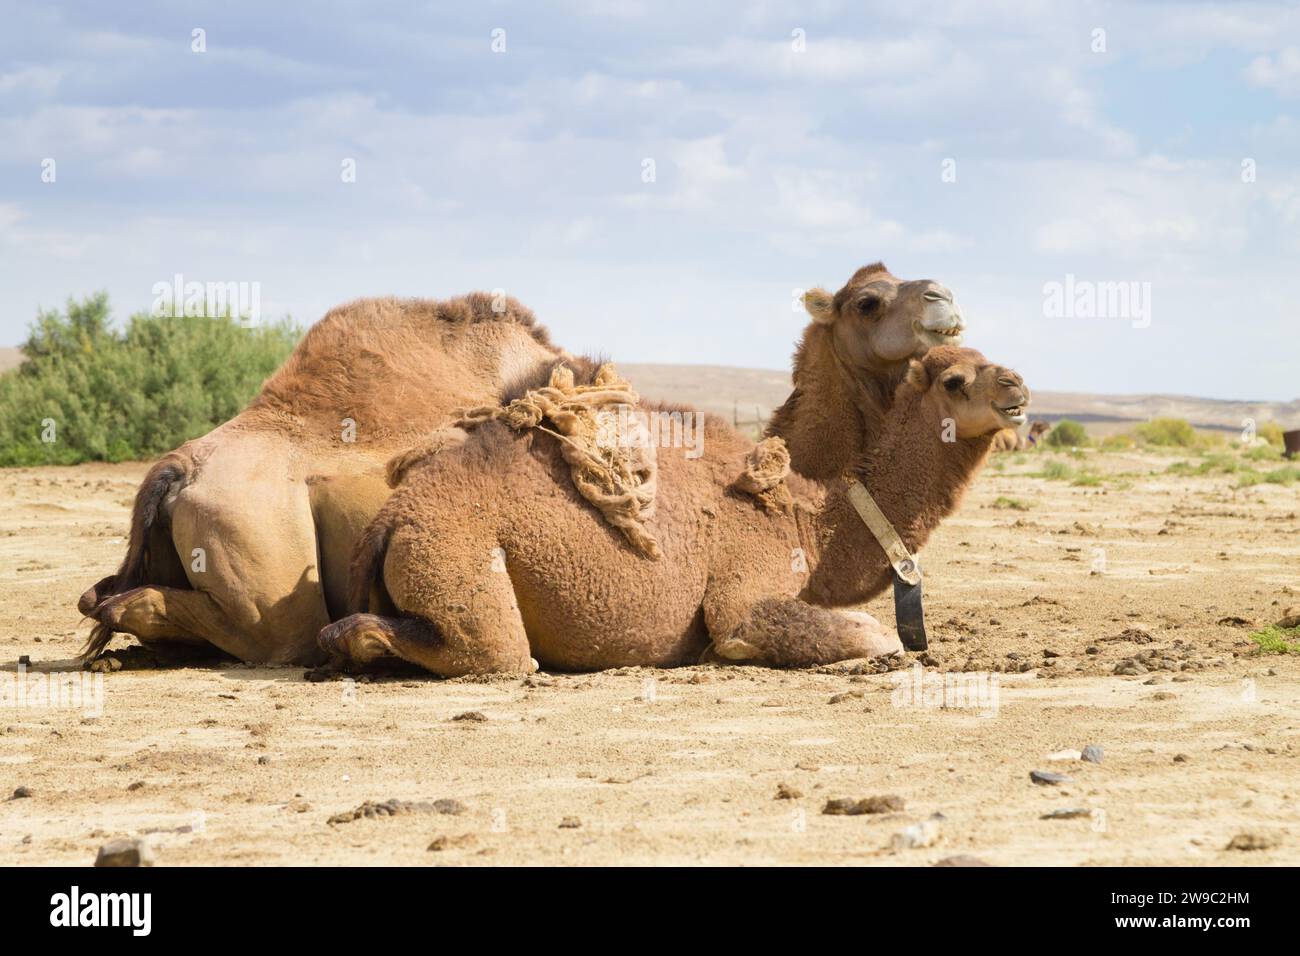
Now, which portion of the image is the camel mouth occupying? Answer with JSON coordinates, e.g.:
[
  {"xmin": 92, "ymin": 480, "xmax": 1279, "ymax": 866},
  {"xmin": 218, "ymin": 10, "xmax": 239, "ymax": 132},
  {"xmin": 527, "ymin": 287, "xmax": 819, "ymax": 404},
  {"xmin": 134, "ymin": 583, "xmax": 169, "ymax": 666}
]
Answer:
[
  {"xmin": 996, "ymin": 403, "xmax": 1027, "ymax": 426},
  {"xmin": 918, "ymin": 322, "xmax": 964, "ymax": 345}
]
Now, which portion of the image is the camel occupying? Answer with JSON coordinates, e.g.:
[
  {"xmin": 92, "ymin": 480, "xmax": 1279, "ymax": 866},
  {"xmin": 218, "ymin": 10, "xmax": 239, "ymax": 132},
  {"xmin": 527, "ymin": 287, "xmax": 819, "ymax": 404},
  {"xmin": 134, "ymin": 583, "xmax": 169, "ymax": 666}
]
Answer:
[
  {"xmin": 78, "ymin": 263, "xmax": 964, "ymax": 667},
  {"xmin": 768, "ymin": 262, "xmax": 965, "ymax": 481},
  {"xmin": 991, "ymin": 420, "xmax": 1051, "ymax": 452},
  {"xmin": 78, "ymin": 294, "xmax": 563, "ymax": 664},
  {"xmin": 318, "ymin": 346, "xmax": 1029, "ymax": 674}
]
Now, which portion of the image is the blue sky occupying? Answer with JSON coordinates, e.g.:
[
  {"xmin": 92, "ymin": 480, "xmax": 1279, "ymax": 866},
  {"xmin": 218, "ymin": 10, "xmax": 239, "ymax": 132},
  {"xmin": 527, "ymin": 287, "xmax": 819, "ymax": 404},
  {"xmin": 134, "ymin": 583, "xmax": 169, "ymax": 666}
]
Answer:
[{"xmin": 1, "ymin": 1, "xmax": 1298, "ymax": 400}]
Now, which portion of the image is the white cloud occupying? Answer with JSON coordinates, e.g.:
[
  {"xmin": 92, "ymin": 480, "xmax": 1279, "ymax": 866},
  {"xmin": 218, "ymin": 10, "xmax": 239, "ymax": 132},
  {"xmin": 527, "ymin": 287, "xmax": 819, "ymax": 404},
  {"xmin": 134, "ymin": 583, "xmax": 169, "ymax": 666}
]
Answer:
[{"xmin": 1246, "ymin": 46, "xmax": 1300, "ymax": 97}]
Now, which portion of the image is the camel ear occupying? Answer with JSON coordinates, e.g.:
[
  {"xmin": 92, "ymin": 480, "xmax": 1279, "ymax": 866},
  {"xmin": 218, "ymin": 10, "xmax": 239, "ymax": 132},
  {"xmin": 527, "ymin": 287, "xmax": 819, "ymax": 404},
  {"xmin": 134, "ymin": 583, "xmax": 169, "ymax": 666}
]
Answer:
[
  {"xmin": 802, "ymin": 288, "xmax": 835, "ymax": 324},
  {"xmin": 903, "ymin": 358, "xmax": 929, "ymax": 393}
]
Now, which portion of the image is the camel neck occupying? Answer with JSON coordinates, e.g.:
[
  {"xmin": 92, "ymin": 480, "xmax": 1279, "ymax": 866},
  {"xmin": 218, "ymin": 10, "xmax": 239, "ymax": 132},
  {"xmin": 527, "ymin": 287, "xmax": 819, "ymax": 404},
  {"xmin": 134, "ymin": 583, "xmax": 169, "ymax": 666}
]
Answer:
[
  {"xmin": 797, "ymin": 392, "xmax": 994, "ymax": 607},
  {"xmin": 766, "ymin": 325, "xmax": 902, "ymax": 482}
]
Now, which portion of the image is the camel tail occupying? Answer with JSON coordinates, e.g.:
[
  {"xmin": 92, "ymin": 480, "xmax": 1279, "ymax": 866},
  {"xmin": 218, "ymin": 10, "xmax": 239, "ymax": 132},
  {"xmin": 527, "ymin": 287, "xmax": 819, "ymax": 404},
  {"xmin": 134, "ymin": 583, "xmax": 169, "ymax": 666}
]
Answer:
[
  {"xmin": 348, "ymin": 516, "xmax": 394, "ymax": 614},
  {"xmin": 79, "ymin": 455, "xmax": 189, "ymax": 661}
]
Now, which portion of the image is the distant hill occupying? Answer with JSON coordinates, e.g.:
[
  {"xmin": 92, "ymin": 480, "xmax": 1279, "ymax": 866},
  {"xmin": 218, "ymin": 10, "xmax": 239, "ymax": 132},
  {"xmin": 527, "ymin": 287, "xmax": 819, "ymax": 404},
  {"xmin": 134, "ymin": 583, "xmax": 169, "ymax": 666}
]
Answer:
[
  {"xmin": 2, "ymin": 347, "xmax": 1295, "ymax": 434},
  {"xmin": 619, "ymin": 363, "xmax": 1300, "ymax": 435}
]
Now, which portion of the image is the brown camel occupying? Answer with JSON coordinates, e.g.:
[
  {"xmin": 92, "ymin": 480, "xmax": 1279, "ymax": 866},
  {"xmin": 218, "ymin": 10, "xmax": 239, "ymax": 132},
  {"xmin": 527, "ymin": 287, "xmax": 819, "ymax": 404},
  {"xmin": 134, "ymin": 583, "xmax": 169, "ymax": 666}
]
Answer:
[
  {"xmin": 318, "ymin": 346, "xmax": 1028, "ymax": 674},
  {"xmin": 768, "ymin": 262, "xmax": 965, "ymax": 481},
  {"xmin": 991, "ymin": 420, "xmax": 1051, "ymax": 452},
  {"xmin": 78, "ymin": 294, "xmax": 562, "ymax": 664},
  {"xmin": 78, "ymin": 263, "xmax": 965, "ymax": 667}
]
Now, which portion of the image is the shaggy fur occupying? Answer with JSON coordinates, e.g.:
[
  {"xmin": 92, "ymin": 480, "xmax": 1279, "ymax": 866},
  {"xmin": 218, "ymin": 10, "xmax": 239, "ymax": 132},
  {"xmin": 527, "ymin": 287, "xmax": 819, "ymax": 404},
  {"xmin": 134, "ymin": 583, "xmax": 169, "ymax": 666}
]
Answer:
[{"xmin": 320, "ymin": 347, "xmax": 1029, "ymax": 675}]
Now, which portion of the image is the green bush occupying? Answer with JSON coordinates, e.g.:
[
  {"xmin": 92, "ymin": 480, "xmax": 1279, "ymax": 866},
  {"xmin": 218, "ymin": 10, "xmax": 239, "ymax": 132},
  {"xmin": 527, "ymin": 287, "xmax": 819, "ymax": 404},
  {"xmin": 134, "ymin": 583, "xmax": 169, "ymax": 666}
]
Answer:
[
  {"xmin": 1045, "ymin": 419, "xmax": 1088, "ymax": 448},
  {"xmin": 1257, "ymin": 421, "xmax": 1285, "ymax": 448},
  {"xmin": 0, "ymin": 293, "xmax": 300, "ymax": 466},
  {"xmin": 1099, "ymin": 433, "xmax": 1136, "ymax": 451},
  {"xmin": 1249, "ymin": 625, "xmax": 1300, "ymax": 655},
  {"xmin": 1132, "ymin": 417, "xmax": 1197, "ymax": 447}
]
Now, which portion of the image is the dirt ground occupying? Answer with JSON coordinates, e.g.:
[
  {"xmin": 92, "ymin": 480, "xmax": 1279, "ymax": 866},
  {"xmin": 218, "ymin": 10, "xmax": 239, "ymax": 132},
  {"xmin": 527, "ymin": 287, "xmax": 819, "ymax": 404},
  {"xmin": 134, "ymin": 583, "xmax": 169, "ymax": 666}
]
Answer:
[{"xmin": 1, "ymin": 450, "xmax": 1296, "ymax": 866}]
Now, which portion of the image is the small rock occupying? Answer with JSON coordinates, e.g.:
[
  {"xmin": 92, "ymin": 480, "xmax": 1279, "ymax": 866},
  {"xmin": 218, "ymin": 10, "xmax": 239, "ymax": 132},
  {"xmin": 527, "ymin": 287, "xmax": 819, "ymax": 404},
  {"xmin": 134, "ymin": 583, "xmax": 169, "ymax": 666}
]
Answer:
[
  {"xmin": 1151, "ymin": 691, "xmax": 1176, "ymax": 701},
  {"xmin": 1029, "ymin": 770, "xmax": 1067, "ymax": 785},
  {"xmin": 558, "ymin": 816, "xmax": 582, "ymax": 829},
  {"xmin": 11, "ymin": 786, "xmax": 32, "ymax": 800},
  {"xmin": 1226, "ymin": 832, "xmax": 1279, "ymax": 852},
  {"xmin": 1080, "ymin": 744, "xmax": 1103, "ymax": 764},
  {"xmin": 889, "ymin": 819, "xmax": 940, "ymax": 850},
  {"xmin": 427, "ymin": 833, "xmax": 478, "ymax": 852},
  {"xmin": 257, "ymin": 756, "xmax": 270, "ymax": 765},
  {"xmin": 828, "ymin": 690, "xmax": 865, "ymax": 704},
  {"xmin": 1114, "ymin": 659, "xmax": 1147, "ymax": 676},
  {"xmin": 432, "ymin": 798, "xmax": 467, "ymax": 815},
  {"xmin": 94, "ymin": 837, "xmax": 154, "ymax": 867},
  {"xmin": 823, "ymin": 794, "xmax": 905, "ymax": 815},
  {"xmin": 933, "ymin": 855, "xmax": 991, "ymax": 867},
  {"xmin": 1173, "ymin": 753, "xmax": 1189, "ymax": 763},
  {"xmin": 1040, "ymin": 807, "xmax": 1091, "ymax": 820},
  {"xmin": 452, "ymin": 711, "xmax": 488, "ymax": 722},
  {"xmin": 1047, "ymin": 749, "xmax": 1082, "ymax": 762},
  {"xmin": 774, "ymin": 782, "xmax": 802, "ymax": 800},
  {"xmin": 1276, "ymin": 607, "xmax": 1300, "ymax": 629}
]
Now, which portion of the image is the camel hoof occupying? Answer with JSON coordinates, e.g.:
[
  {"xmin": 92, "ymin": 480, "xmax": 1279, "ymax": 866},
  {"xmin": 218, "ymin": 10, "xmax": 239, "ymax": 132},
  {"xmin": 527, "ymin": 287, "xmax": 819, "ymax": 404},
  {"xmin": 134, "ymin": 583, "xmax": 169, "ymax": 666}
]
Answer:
[
  {"xmin": 78, "ymin": 575, "xmax": 117, "ymax": 616},
  {"xmin": 714, "ymin": 639, "xmax": 761, "ymax": 661},
  {"xmin": 840, "ymin": 611, "xmax": 905, "ymax": 658}
]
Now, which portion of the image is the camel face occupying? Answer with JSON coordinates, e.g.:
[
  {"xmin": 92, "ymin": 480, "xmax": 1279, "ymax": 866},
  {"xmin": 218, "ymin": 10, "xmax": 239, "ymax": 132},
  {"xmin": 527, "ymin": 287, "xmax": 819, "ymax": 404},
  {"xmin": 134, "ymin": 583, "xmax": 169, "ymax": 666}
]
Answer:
[
  {"xmin": 810, "ymin": 263, "xmax": 965, "ymax": 369},
  {"xmin": 940, "ymin": 363, "xmax": 1030, "ymax": 439},
  {"xmin": 910, "ymin": 346, "xmax": 1030, "ymax": 439}
]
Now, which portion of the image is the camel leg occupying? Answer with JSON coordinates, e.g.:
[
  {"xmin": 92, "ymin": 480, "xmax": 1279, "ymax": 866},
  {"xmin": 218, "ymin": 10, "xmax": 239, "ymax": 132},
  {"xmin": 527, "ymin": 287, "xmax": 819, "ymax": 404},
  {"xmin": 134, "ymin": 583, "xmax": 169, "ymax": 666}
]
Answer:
[
  {"xmin": 94, "ymin": 586, "xmax": 294, "ymax": 663},
  {"xmin": 318, "ymin": 606, "xmax": 536, "ymax": 677},
  {"xmin": 705, "ymin": 596, "xmax": 904, "ymax": 668}
]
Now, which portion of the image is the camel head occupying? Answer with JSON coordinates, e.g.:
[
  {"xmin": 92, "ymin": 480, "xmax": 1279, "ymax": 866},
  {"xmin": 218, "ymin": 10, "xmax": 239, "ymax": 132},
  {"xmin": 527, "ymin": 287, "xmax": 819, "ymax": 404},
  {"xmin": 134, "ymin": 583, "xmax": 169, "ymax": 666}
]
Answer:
[
  {"xmin": 903, "ymin": 346, "xmax": 1030, "ymax": 439},
  {"xmin": 802, "ymin": 261, "xmax": 964, "ymax": 371}
]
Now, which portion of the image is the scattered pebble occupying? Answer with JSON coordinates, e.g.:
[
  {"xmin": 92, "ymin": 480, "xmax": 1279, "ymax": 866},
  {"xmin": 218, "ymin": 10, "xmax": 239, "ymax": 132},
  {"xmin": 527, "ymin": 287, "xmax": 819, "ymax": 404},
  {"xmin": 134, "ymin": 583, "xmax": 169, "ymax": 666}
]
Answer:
[
  {"xmin": 10, "ymin": 786, "xmax": 32, "ymax": 800},
  {"xmin": 1114, "ymin": 660, "xmax": 1147, "ymax": 676},
  {"xmin": 774, "ymin": 783, "xmax": 802, "ymax": 800},
  {"xmin": 94, "ymin": 837, "xmax": 154, "ymax": 868},
  {"xmin": 1029, "ymin": 770, "xmax": 1067, "ymax": 785},
  {"xmin": 823, "ymin": 794, "xmax": 904, "ymax": 815},
  {"xmin": 1081, "ymin": 745, "xmax": 1103, "ymax": 764},
  {"xmin": 828, "ymin": 690, "xmax": 865, "ymax": 704},
  {"xmin": 1040, "ymin": 808, "xmax": 1092, "ymax": 820},
  {"xmin": 1226, "ymin": 832, "xmax": 1279, "ymax": 852},
  {"xmin": 452, "ymin": 711, "xmax": 488, "ymax": 722},
  {"xmin": 427, "ymin": 833, "xmax": 478, "ymax": 852},
  {"xmin": 1047, "ymin": 749, "xmax": 1082, "ymax": 762},
  {"xmin": 889, "ymin": 819, "xmax": 939, "ymax": 850},
  {"xmin": 558, "ymin": 816, "xmax": 582, "ymax": 829},
  {"xmin": 328, "ymin": 797, "xmax": 467, "ymax": 824},
  {"xmin": 1173, "ymin": 753, "xmax": 1189, "ymax": 763}
]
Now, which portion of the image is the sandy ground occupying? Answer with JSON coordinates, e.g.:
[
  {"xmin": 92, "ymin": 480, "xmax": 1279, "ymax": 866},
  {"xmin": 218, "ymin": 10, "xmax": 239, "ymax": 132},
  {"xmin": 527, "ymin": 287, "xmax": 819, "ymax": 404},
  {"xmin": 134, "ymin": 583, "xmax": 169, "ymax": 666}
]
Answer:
[{"xmin": 0, "ymin": 450, "xmax": 1297, "ymax": 866}]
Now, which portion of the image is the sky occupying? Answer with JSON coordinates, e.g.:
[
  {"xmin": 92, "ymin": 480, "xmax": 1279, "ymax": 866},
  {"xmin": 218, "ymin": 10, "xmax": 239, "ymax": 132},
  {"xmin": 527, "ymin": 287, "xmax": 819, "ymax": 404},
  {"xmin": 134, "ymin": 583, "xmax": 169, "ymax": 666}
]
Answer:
[{"xmin": 1, "ymin": 0, "xmax": 1298, "ymax": 400}]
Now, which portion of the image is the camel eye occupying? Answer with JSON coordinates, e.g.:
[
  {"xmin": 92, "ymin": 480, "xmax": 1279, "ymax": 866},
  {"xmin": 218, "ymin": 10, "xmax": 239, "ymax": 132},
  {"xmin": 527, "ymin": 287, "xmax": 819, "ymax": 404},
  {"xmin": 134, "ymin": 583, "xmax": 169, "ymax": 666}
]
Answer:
[
  {"xmin": 942, "ymin": 375, "xmax": 967, "ymax": 393},
  {"xmin": 858, "ymin": 296, "xmax": 880, "ymax": 316}
]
